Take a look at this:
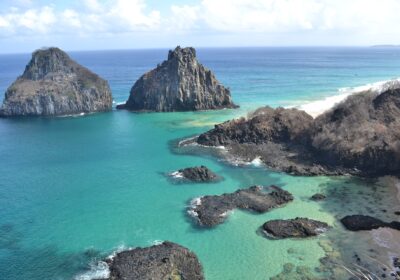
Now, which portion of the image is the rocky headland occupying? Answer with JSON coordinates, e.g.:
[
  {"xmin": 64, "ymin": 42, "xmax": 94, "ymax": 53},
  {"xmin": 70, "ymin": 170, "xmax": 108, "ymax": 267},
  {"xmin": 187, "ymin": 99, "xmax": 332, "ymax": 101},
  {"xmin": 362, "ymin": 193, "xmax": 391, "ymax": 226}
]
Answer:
[
  {"xmin": 0, "ymin": 47, "xmax": 112, "ymax": 117},
  {"xmin": 102, "ymin": 241, "xmax": 204, "ymax": 280},
  {"xmin": 171, "ymin": 165, "xmax": 219, "ymax": 182},
  {"xmin": 188, "ymin": 185, "xmax": 293, "ymax": 227},
  {"xmin": 341, "ymin": 215, "xmax": 400, "ymax": 231},
  {"xmin": 262, "ymin": 217, "xmax": 329, "ymax": 239},
  {"xmin": 116, "ymin": 46, "xmax": 237, "ymax": 112},
  {"xmin": 193, "ymin": 86, "xmax": 400, "ymax": 177}
]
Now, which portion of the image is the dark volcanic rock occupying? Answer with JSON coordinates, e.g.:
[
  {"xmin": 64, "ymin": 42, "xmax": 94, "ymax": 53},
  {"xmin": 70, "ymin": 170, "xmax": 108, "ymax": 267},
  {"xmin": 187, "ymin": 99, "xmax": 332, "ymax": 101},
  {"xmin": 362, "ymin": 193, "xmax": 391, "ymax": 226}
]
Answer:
[
  {"xmin": 0, "ymin": 47, "xmax": 112, "ymax": 117},
  {"xmin": 117, "ymin": 46, "xmax": 237, "ymax": 112},
  {"xmin": 262, "ymin": 217, "xmax": 329, "ymax": 239},
  {"xmin": 106, "ymin": 241, "xmax": 204, "ymax": 280},
  {"xmin": 196, "ymin": 106, "xmax": 337, "ymax": 176},
  {"xmin": 195, "ymin": 85, "xmax": 400, "ymax": 177},
  {"xmin": 340, "ymin": 215, "xmax": 400, "ymax": 231},
  {"xmin": 174, "ymin": 165, "xmax": 219, "ymax": 182},
  {"xmin": 189, "ymin": 185, "xmax": 293, "ymax": 227},
  {"xmin": 197, "ymin": 106, "xmax": 313, "ymax": 146},
  {"xmin": 310, "ymin": 193, "xmax": 326, "ymax": 201}
]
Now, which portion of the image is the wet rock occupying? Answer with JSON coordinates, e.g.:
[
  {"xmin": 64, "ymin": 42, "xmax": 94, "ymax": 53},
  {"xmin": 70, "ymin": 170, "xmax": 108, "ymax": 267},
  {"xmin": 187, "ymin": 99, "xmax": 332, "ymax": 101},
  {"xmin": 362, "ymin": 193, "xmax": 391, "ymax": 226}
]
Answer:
[
  {"xmin": 105, "ymin": 241, "xmax": 204, "ymax": 280},
  {"xmin": 188, "ymin": 185, "xmax": 293, "ymax": 227},
  {"xmin": 310, "ymin": 193, "xmax": 326, "ymax": 201},
  {"xmin": 117, "ymin": 46, "xmax": 237, "ymax": 112},
  {"xmin": 340, "ymin": 215, "xmax": 400, "ymax": 231},
  {"xmin": 0, "ymin": 47, "xmax": 112, "ymax": 117},
  {"xmin": 262, "ymin": 217, "xmax": 329, "ymax": 239},
  {"xmin": 172, "ymin": 166, "xmax": 219, "ymax": 182}
]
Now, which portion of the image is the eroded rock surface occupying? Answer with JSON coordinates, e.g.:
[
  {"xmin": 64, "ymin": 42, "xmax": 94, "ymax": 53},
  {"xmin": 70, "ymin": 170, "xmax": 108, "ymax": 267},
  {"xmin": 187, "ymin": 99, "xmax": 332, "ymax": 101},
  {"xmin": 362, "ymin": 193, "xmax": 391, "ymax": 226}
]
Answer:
[
  {"xmin": 262, "ymin": 217, "xmax": 329, "ymax": 239},
  {"xmin": 189, "ymin": 185, "xmax": 293, "ymax": 227},
  {"xmin": 105, "ymin": 241, "xmax": 204, "ymax": 280},
  {"xmin": 172, "ymin": 165, "xmax": 219, "ymax": 182},
  {"xmin": 341, "ymin": 215, "xmax": 400, "ymax": 231},
  {"xmin": 0, "ymin": 47, "xmax": 112, "ymax": 117},
  {"xmin": 117, "ymin": 46, "xmax": 237, "ymax": 112}
]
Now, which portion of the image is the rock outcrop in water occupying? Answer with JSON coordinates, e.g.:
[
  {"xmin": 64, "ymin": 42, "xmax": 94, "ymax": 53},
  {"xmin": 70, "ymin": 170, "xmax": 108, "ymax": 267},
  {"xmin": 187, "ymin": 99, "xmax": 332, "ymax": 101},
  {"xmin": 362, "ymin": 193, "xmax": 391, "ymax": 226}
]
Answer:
[
  {"xmin": 194, "ymin": 86, "xmax": 400, "ymax": 176},
  {"xmin": 262, "ymin": 218, "xmax": 329, "ymax": 239},
  {"xmin": 189, "ymin": 185, "xmax": 293, "ymax": 227},
  {"xmin": 116, "ymin": 46, "xmax": 237, "ymax": 112},
  {"xmin": 0, "ymin": 47, "xmax": 112, "ymax": 117},
  {"xmin": 104, "ymin": 241, "xmax": 204, "ymax": 280},
  {"xmin": 340, "ymin": 215, "xmax": 400, "ymax": 231},
  {"xmin": 172, "ymin": 165, "xmax": 219, "ymax": 182},
  {"xmin": 310, "ymin": 193, "xmax": 326, "ymax": 201}
]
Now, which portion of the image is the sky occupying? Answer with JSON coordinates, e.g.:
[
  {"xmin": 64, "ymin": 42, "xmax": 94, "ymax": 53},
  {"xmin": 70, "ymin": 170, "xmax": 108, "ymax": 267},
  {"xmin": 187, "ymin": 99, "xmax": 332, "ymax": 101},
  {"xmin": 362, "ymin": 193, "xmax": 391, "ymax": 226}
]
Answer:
[{"xmin": 1, "ymin": 0, "xmax": 400, "ymax": 53}]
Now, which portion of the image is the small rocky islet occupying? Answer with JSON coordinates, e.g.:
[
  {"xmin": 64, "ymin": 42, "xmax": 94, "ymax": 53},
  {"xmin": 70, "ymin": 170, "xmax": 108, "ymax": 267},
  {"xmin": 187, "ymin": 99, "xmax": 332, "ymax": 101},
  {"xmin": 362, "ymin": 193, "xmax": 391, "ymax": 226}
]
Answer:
[
  {"xmin": 262, "ymin": 218, "xmax": 330, "ymax": 239},
  {"xmin": 188, "ymin": 185, "xmax": 293, "ymax": 227},
  {"xmin": 98, "ymin": 242, "xmax": 204, "ymax": 280},
  {"xmin": 341, "ymin": 215, "xmax": 400, "ymax": 231},
  {"xmin": 170, "ymin": 165, "xmax": 219, "ymax": 182},
  {"xmin": 0, "ymin": 47, "xmax": 113, "ymax": 117}
]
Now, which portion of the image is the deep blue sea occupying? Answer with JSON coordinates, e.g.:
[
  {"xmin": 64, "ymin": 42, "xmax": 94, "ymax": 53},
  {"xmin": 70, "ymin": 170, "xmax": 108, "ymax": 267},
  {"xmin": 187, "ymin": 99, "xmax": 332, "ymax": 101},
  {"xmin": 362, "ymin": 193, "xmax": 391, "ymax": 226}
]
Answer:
[{"xmin": 0, "ymin": 47, "xmax": 400, "ymax": 280}]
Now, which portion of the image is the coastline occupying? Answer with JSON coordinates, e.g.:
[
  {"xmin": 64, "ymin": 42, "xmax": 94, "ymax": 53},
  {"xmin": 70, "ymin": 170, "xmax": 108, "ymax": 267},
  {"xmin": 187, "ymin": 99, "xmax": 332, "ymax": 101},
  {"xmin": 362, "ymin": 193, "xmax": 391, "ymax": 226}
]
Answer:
[{"xmin": 294, "ymin": 78, "xmax": 400, "ymax": 117}]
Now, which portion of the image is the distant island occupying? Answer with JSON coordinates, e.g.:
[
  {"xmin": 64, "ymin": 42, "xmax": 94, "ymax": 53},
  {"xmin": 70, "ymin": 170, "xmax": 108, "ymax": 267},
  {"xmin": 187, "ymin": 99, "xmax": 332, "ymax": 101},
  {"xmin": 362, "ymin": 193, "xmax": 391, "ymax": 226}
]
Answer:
[
  {"xmin": 0, "ymin": 47, "xmax": 112, "ymax": 117},
  {"xmin": 117, "ymin": 46, "xmax": 238, "ymax": 112}
]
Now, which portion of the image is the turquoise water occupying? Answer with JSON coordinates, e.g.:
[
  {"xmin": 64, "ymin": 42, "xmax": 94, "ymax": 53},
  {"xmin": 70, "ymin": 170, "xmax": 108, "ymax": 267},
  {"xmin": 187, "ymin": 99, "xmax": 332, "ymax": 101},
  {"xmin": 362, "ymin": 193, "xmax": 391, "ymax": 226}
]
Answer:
[{"xmin": 0, "ymin": 47, "xmax": 400, "ymax": 279}]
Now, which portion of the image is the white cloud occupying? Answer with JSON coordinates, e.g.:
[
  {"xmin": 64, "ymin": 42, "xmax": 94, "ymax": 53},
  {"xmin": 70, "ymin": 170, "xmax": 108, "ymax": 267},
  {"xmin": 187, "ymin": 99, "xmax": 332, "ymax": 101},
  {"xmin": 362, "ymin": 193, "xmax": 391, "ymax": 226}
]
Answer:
[
  {"xmin": 0, "ymin": 0, "xmax": 161, "ymax": 37},
  {"xmin": 0, "ymin": 0, "xmax": 400, "ymax": 44}
]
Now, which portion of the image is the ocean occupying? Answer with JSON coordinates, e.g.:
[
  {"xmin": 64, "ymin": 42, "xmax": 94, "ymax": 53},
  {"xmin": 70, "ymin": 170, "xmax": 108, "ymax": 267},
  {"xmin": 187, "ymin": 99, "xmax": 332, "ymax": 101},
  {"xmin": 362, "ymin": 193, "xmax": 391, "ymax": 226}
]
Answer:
[{"xmin": 0, "ymin": 47, "xmax": 400, "ymax": 279}]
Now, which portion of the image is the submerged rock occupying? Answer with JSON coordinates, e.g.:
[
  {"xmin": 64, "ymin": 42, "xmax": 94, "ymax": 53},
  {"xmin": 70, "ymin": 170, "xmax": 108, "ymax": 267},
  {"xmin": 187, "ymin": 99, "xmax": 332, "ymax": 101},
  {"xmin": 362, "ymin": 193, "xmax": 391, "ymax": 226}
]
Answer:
[
  {"xmin": 172, "ymin": 165, "xmax": 219, "ymax": 182},
  {"xmin": 0, "ymin": 47, "xmax": 112, "ymax": 117},
  {"xmin": 310, "ymin": 193, "xmax": 326, "ymax": 201},
  {"xmin": 195, "ymin": 85, "xmax": 400, "ymax": 177},
  {"xmin": 117, "ymin": 46, "xmax": 237, "ymax": 112},
  {"xmin": 105, "ymin": 241, "xmax": 204, "ymax": 280},
  {"xmin": 262, "ymin": 217, "xmax": 329, "ymax": 239},
  {"xmin": 340, "ymin": 215, "xmax": 400, "ymax": 231},
  {"xmin": 189, "ymin": 185, "xmax": 293, "ymax": 227}
]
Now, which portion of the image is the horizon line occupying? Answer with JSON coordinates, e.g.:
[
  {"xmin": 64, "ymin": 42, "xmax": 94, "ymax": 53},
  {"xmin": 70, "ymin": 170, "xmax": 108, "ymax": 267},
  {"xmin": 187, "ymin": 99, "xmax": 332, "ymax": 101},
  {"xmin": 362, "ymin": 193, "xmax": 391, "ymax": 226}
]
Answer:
[{"xmin": 1, "ymin": 45, "xmax": 399, "ymax": 55}]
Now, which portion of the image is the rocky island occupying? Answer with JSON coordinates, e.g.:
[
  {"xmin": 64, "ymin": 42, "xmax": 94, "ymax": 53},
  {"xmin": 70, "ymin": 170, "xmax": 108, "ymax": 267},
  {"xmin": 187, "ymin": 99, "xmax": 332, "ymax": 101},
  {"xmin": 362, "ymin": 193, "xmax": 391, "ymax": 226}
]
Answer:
[
  {"xmin": 102, "ymin": 241, "xmax": 204, "ymax": 280},
  {"xmin": 193, "ymin": 85, "xmax": 400, "ymax": 177},
  {"xmin": 262, "ymin": 218, "xmax": 329, "ymax": 239},
  {"xmin": 116, "ymin": 46, "xmax": 237, "ymax": 112},
  {"xmin": 170, "ymin": 165, "xmax": 219, "ymax": 182},
  {"xmin": 0, "ymin": 47, "xmax": 112, "ymax": 117},
  {"xmin": 189, "ymin": 185, "xmax": 293, "ymax": 227}
]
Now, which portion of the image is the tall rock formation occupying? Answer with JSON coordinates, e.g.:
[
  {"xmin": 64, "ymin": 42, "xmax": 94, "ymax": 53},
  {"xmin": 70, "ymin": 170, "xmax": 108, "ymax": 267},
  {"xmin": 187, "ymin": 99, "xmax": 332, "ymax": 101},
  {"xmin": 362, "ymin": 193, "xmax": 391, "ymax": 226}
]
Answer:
[
  {"xmin": 117, "ymin": 46, "xmax": 237, "ymax": 112},
  {"xmin": 0, "ymin": 47, "xmax": 113, "ymax": 117}
]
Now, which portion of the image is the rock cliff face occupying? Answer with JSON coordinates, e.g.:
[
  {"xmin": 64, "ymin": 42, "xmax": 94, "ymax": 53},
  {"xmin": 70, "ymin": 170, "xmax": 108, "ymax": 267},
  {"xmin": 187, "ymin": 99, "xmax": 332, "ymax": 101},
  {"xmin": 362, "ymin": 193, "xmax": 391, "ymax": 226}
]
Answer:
[
  {"xmin": 194, "ymin": 87, "xmax": 400, "ymax": 176},
  {"xmin": 117, "ymin": 46, "xmax": 237, "ymax": 112},
  {"xmin": 0, "ymin": 47, "xmax": 112, "ymax": 117}
]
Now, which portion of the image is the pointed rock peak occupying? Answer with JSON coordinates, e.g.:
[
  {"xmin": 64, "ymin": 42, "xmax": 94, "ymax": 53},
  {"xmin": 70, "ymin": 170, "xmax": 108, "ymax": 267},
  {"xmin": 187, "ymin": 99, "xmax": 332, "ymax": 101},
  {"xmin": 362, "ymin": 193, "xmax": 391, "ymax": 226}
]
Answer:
[
  {"xmin": 168, "ymin": 46, "xmax": 197, "ymax": 61},
  {"xmin": 22, "ymin": 47, "xmax": 75, "ymax": 80}
]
